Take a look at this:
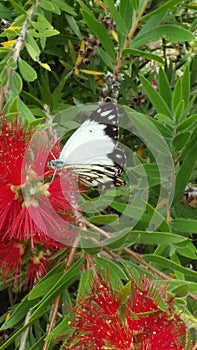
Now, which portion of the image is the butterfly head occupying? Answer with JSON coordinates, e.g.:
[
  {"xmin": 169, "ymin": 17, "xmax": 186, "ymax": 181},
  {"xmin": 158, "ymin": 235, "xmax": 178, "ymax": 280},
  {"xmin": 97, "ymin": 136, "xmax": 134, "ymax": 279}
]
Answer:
[{"xmin": 48, "ymin": 159, "xmax": 67, "ymax": 169}]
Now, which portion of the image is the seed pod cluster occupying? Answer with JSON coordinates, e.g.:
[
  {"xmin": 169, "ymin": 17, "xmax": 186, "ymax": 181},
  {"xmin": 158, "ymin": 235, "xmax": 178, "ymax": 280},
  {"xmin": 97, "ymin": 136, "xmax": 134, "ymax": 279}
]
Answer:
[
  {"xmin": 101, "ymin": 14, "xmax": 115, "ymax": 31},
  {"xmin": 102, "ymin": 71, "xmax": 124, "ymax": 100},
  {"xmin": 0, "ymin": 19, "xmax": 10, "ymax": 30},
  {"xmin": 80, "ymin": 35, "xmax": 101, "ymax": 65},
  {"xmin": 131, "ymin": 91, "xmax": 146, "ymax": 106},
  {"xmin": 181, "ymin": 184, "xmax": 197, "ymax": 208}
]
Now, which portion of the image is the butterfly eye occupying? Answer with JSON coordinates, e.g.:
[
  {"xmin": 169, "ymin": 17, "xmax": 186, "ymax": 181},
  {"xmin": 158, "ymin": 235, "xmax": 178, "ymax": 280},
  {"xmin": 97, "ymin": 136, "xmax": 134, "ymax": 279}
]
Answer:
[{"xmin": 48, "ymin": 160, "xmax": 66, "ymax": 169}]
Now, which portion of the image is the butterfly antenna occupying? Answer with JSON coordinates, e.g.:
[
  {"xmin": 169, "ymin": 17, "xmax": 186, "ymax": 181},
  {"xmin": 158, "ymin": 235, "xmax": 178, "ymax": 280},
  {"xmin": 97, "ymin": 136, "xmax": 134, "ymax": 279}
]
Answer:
[
  {"xmin": 50, "ymin": 151, "xmax": 56, "ymax": 160},
  {"xmin": 50, "ymin": 168, "xmax": 57, "ymax": 183}
]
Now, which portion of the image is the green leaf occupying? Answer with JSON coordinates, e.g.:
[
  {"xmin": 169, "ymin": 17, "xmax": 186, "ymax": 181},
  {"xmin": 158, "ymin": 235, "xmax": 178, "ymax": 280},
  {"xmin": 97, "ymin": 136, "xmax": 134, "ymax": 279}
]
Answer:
[
  {"xmin": 4, "ymin": 97, "xmax": 18, "ymax": 117},
  {"xmin": 10, "ymin": 71, "xmax": 23, "ymax": 94},
  {"xmin": 119, "ymin": 0, "xmax": 133, "ymax": 31},
  {"xmin": 0, "ymin": 66, "xmax": 8, "ymax": 85},
  {"xmin": 77, "ymin": 270, "xmax": 93, "ymax": 300},
  {"xmin": 181, "ymin": 64, "xmax": 190, "ymax": 108},
  {"xmin": 40, "ymin": 0, "xmax": 60, "ymax": 14},
  {"xmin": 55, "ymin": 0, "xmax": 77, "ymax": 16},
  {"xmin": 155, "ymin": 113, "xmax": 173, "ymax": 125},
  {"xmin": 191, "ymin": 54, "xmax": 197, "ymax": 86},
  {"xmin": 173, "ymin": 131, "xmax": 191, "ymax": 151},
  {"xmin": 28, "ymin": 258, "xmax": 84, "ymax": 321},
  {"xmin": 0, "ymin": 48, "xmax": 11, "ymax": 56},
  {"xmin": 140, "ymin": 74, "xmax": 171, "ymax": 116},
  {"xmin": 167, "ymin": 280, "xmax": 197, "ymax": 294},
  {"xmin": 174, "ymin": 100, "xmax": 185, "ymax": 121},
  {"xmin": 173, "ymin": 131, "xmax": 197, "ymax": 204},
  {"xmin": 28, "ymin": 273, "xmax": 63, "ymax": 300},
  {"xmin": 144, "ymin": 255, "xmax": 197, "ymax": 279},
  {"xmin": 123, "ymin": 48, "xmax": 163, "ymax": 64},
  {"xmin": 169, "ymin": 253, "xmax": 185, "ymax": 287},
  {"xmin": 76, "ymin": 0, "xmax": 92, "ymax": 13},
  {"xmin": 104, "ymin": 229, "xmax": 129, "ymax": 249},
  {"xmin": 0, "ymin": 3, "xmax": 12, "ymax": 17},
  {"xmin": 7, "ymin": 56, "xmax": 17, "ymax": 69},
  {"xmin": 136, "ymin": 13, "xmax": 164, "ymax": 41},
  {"xmin": 88, "ymin": 214, "xmax": 118, "ymax": 225},
  {"xmin": 25, "ymin": 42, "xmax": 40, "ymax": 61},
  {"xmin": 1, "ymin": 296, "xmax": 37, "ymax": 330},
  {"xmin": 28, "ymin": 28, "xmax": 59, "ymax": 38},
  {"xmin": 27, "ymin": 262, "xmax": 65, "ymax": 299},
  {"xmin": 18, "ymin": 98, "xmax": 35, "ymax": 121},
  {"xmin": 18, "ymin": 58, "xmax": 37, "ymax": 81},
  {"xmin": 94, "ymin": 257, "xmax": 127, "ymax": 288},
  {"xmin": 177, "ymin": 114, "xmax": 197, "ymax": 132},
  {"xmin": 124, "ymin": 106, "xmax": 173, "ymax": 156},
  {"xmin": 30, "ymin": 13, "xmax": 54, "ymax": 31},
  {"xmin": 143, "ymin": 0, "xmax": 183, "ymax": 19},
  {"xmin": 131, "ymin": 25, "xmax": 195, "ymax": 48},
  {"xmin": 132, "ymin": 0, "xmax": 139, "ymax": 11},
  {"xmin": 66, "ymin": 14, "xmax": 82, "ymax": 39},
  {"xmin": 97, "ymin": 48, "xmax": 114, "ymax": 70},
  {"xmin": 171, "ymin": 219, "xmax": 197, "ymax": 233},
  {"xmin": 128, "ymin": 231, "xmax": 189, "ymax": 245},
  {"xmin": 111, "ymin": 202, "xmax": 147, "ymax": 228},
  {"xmin": 158, "ymin": 68, "xmax": 172, "ymax": 108},
  {"xmin": 143, "ymin": 203, "xmax": 170, "ymax": 232},
  {"xmin": 8, "ymin": 0, "xmax": 26, "ymax": 14},
  {"xmin": 175, "ymin": 246, "xmax": 196, "ymax": 259},
  {"xmin": 171, "ymin": 284, "xmax": 189, "ymax": 297},
  {"xmin": 45, "ymin": 316, "xmax": 72, "ymax": 339},
  {"xmin": 81, "ymin": 10, "xmax": 115, "ymax": 58},
  {"xmin": 172, "ymin": 77, "xmax": 182, "ymax": 115}
]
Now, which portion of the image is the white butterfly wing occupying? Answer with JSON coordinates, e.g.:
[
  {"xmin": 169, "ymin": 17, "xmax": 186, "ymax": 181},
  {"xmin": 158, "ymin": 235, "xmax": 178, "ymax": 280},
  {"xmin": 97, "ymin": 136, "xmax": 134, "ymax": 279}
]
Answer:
[
  {"xmin": 59, "ymin": 119, "xmax": 115, "ymax": 165},
  {"xmin": 49, "ymin": 102, "xmax": 126, "ymax": 187}
]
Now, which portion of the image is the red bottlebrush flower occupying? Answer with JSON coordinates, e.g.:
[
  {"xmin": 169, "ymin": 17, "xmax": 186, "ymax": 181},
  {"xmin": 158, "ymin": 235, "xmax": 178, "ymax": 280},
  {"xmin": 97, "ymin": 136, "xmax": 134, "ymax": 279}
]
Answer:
[
  {"xmin": 0, "ymin": 120, "xmax": 80, "ymax": 242},
  {"xmin": 0, "ymin": 119, "xmax": 81, "ymax": 285},
  {"xmin": 65, "ymin": 278, "xmax": 193, "ymax": 350},
  {"xmin": 25, "ymin": 249, "xmax": 49, "ymax": 288},
  {"xmin": 0, "ymin": 242, "xmax": 25, "ymax": 286}
]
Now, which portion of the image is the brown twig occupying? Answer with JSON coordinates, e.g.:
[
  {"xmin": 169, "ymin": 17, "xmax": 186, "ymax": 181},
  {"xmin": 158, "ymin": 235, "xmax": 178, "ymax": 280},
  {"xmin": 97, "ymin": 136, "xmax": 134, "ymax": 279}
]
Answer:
[
  {"xmin": 84, "ymin": 219, "xmax": 197, "ymax": 303},
  {"xmin": 83, "ymin": 218, "xmax": 110, "ymax": 238},
  {"xmin": 114, "ymin": 0, "xmax": 151, "ymax": 76}
]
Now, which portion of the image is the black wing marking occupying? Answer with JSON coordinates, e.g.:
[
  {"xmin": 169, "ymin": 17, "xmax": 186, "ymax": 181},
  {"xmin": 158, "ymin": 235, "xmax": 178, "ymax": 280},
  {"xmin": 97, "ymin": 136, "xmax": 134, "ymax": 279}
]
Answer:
[
  {"xmin": 71, "ymin": 164, "xmax": 126, "ymax": 188},
  {"xmin": 90, "ymin": 102, "xmax": 126, "ymax": 172},
  {"xmin": 90, "ymin": 102, "xmax": 119, "ymax": 141}
]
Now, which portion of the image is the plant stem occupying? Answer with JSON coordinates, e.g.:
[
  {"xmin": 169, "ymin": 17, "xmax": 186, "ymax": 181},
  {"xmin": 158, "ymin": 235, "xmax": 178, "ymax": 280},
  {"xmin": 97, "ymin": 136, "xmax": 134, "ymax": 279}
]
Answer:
[
  {"xmin": 84, "ymin": 219, "xmax": 197, "ymax": 303},
  {"xmin": 114, "ymin": 0, "xmax": 151, "ymax": 76}
]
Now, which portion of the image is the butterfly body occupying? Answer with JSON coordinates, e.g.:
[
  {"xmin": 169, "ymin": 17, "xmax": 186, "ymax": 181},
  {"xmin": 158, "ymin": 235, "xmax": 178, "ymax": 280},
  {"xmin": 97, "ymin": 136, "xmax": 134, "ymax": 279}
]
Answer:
[{"xmin": 48, "ymin": 102, "xmax": 126, "ymax": 187}]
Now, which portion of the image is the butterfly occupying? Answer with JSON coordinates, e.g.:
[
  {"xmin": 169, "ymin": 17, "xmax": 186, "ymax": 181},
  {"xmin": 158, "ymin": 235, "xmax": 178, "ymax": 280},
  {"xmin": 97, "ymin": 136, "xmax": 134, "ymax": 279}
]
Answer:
[{"xmin": 48, "ymin": 102, "xmax": 126, "ymax": 188}]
